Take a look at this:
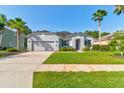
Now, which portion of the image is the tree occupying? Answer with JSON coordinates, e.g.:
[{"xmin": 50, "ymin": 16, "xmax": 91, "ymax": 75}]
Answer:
[
  {"xmin": 23, "ymin": 26, "xmax": 32, "ymax": 35},
  {"xmin": 101, "ymin": 32, "xmax": 110, "ymax": 37},
  {"xmin": 120, "ymin": 40, "xmax": 124, "ymax": 51},
  {"xmin": 0, "ymin": 14, "xmax": 7, "ymax": 31},
  {"xmin": 91, "ymin": 10, "xmax": 107, "ymax": 45},
  {"xmin": 109, "ymin": 31, "xmax": 124, "ymax": 55},
  {"xmin": 114, "ymin": 5, "xmax": 124, "ymax": 55},
  {"xmin": 23, "ymin": 26, "xmax": 32, "ymax": 48},
  {"xmin": 84, "ymin": 30, "xmax": 99, "ymax": 38},
  {"xmin": 115, "ymin": 31, "xmax": 124, "ymax": 51},
  {"xmin": 7, "ymin": 18, "xmax": 26, "ymax": 50},
  {"xmin": 109, "ymin": 39, "xmax": 119, "ymax": 51},
  {"xmin": 84, "ymin": 30, "xmax": 110, "ymax": 38},
  {"xmin": 114, "ymin": 5, "xmax": 124, "ymax": 15},
  {"xmin": 114, "ymin": 5, "xmax": 124, "ymax": 53}
]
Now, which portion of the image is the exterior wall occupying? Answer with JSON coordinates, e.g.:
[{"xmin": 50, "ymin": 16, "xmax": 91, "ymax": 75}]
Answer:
[
  {"xmin": 93, "ymin": 40, "xmax": 110, "ymax": 45},
  {"xmin": 27, "ymin": 33, "xmax": 94, "ymax": 51},
  {"xmin": 0, "ymin": 29, "xmax": 16, "ymax": 48},
  {"xmin": 85, "ymin": 37, "xmax": 94, "ymax": 45},
  {"xmin": 27, "ymin": 34, "xmax": 59, "ymax": 51},
  {"xmin": 69, "ymin": 36, "xmax": 85, "ymax": 50},
  {"xmin": 27, "ymin": 39, "xmax": 32, "ymax": 51},
  {"xmin": 19, "ymin": 34, "xmax": 26, "ymax": 49},
  {"xmin": 0, "ymin": 28, "xmax": 25, "ymax": 49},
  {"xmin": 59, "ymin": 38, "xmax": 63, "ymax": 48},
  {"xmin": 84, "ymin": 36, "xmax": 94, "ymax": 47}
]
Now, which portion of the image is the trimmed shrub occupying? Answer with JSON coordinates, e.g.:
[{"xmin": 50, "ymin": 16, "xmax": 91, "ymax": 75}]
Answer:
[
  {"xmin": 110, "ymin": 46, "xmax": 116, "ymax": 51},
  {"xmin": 114, "ymin": 52, "xmax": 124, "ymax": 56},
  {"xmin": 2, "ymin": 47, "xmax": 7, "ymax": 50},
  {"xmin": 92, "ymin": 45, "xmax": 110, "ymax": 51},
  {"xmin": 92, "ymin": 45, "xmax": 100, "ymax": 51},
  {"xmin": 0, "ymin": 47, "xmax": 7, "ymax": 51},
  {"xmin": 99, "ymin": 45, "xmax": 110, "ymax": 51},
  {"xmin": 6, "ymin": 48, "xmax": 18, "ymax": 52},
  {"xmin": 108, "ymin": 40, "xmax": 118, "ymax": 51},
  {"xmin": 82, "ymin": 47, "xmax": 90, "ymax": 51},
  {"xmin": 59, "ymin": 46, "xmax": 76, "ymax": 51}
]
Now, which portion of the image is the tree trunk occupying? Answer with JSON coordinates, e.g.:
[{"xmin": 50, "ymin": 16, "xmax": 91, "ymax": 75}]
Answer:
[
  {"xmin": 98, "ymin": 19, "xmax": 101, "ymax": 45},
  {"xmin": 16, "ymin": 31, "xmax": 20, "ymax": 50}
]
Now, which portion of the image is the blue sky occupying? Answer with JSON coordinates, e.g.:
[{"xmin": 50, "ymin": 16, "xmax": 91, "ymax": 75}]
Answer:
[{"xmin": 0, "ymin": 5, "xmax": 124, "ymax": 33}]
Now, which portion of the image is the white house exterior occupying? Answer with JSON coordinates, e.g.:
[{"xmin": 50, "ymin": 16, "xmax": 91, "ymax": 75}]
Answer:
[
  {"xmin": 27, "ymin": 31, "xmax": 93, "ymax": 51},
  {"xmin": 69, "ymin": 35, "xmax": 85, "ymax": 50},
  {"xmin": 69, "ymin": 35, "xmax": 94, "ymax": 50},
  {"xmin": 27, "ymin": 31, "xmax": 59, "ymax": 51}
]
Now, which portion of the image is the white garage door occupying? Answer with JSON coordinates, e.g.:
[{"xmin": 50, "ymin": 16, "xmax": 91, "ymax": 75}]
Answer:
[{"xmin": 32, "ymin": 41, "xmax": 55, "ymax": 51}]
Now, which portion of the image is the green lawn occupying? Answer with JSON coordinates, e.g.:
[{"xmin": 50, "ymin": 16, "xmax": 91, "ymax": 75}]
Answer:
[
  {"xmin": 33, "ymin": 72, "xmax": 124, "ymax": 88},
  {"xmin": 0, "ymin": 51, "xmax": 22, "ymax": 58},
  {"xmin": 44, "ymin": 51, "xmax": 124, "ymax": 64},
  {"xmin": 0, "ymin": 51, "xmax": 7, "ymax": 58}
]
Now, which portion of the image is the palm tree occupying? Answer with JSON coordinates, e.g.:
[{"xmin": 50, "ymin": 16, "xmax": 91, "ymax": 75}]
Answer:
[
  {"xmin": 23, "ymin": 25, "xmax": 32, "ymax": 35},
  {"xmin": 0, "ymin": 14, "xmax": 7, "ymax": 31},
  {"xmin": 7, "ymin": 18, "xmax": 26, "ymax": 50},
  {"xmin": 92, "ymin": 10, "xmax": 107, "ymax": 45},
  {"xmin": 114, "ymin": 5, "xmax": 124, "ymax": 15}
]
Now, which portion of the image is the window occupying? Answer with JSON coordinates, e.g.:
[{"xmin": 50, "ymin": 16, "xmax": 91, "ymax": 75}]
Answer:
[
  {"xmin": 9, "ymin": 41, "xmax": 15, "ymax": 47},
  {"xmin": 85, "ymin": 39, "xmax": 91, "ymax": 47}
]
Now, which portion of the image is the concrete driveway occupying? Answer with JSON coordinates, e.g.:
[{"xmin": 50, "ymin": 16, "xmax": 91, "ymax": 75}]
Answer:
[{"xmin": 0, "ymin": 52, "xmax": 53, "ymax": 88}]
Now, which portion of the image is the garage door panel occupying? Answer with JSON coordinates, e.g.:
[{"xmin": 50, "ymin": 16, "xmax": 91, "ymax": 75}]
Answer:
[{"xmin": 33, "ymin": 41, "xmax": 55, "ymax": 51}]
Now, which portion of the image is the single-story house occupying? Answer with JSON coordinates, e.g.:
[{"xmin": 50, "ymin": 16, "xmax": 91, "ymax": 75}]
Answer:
[
  {"xmin": 0, "ymin": 26, "xmax": 26, "ymax": 49},
  {"xmin": 93, "ymin": 33, "xmax": 115, "ymax": 45},
  {"xmin": 27, "ymin": 31, "xmax": 93, "ymax": 51}
]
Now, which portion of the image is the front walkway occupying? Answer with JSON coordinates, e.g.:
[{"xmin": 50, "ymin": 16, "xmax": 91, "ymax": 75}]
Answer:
[
  {"xmin": 0, "ymin": 52, "xmax": 53, "ymax": 88},
  {"xmin": 36, "ymin": 64, "xmax": 124, "ymax": 72}
]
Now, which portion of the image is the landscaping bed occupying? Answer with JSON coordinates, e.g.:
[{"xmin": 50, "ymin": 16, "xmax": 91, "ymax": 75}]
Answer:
[
  {"xmin": 44, "ymin": 51, "xmax": 124, "ymax": 64},
  {"xmin": 0, "ymin": 50, "xmax": 27, "ymax": 58},
  {"xmin": 33, "ymin": 72, "xmax": 124, "ymax": 88}
]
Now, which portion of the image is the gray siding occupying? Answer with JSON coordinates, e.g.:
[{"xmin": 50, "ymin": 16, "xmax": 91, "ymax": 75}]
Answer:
[
  {"xmin": 0, "ymin": 29, "xmax": 16, "ymax": 48},
  {"xmin": 19, "ymin": 34, "xmax": 26, "ymax": 49},
  {"xmin": 0, "ymin": 28, "xmax": 26, "ymax": 49}
]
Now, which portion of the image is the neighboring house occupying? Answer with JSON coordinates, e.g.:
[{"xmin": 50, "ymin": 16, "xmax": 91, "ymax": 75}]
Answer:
[
  {"xmin": 0, "ymin": 26, "xmax": 26, "ymax": 49},
  {"xmin": 27, "ymin": 30, "xmax": 93, "ymax": 51},
  {"xmin": 93, "ymin": 33, "xmax": 115, "ymax": 45}
]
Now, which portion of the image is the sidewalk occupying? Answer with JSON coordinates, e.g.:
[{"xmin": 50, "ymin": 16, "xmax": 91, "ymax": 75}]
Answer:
[{"xmin": 36, "ymin": 64, "xmax": 124, "ymax": 72}]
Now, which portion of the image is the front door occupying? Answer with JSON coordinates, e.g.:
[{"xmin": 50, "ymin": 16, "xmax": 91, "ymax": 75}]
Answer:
[{"xmin": 75, "ymin": 39, "xmax": 80, "ymax": 50}]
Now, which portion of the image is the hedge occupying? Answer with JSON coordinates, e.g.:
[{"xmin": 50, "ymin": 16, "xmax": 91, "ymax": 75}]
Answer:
[
  {"xmin": 92, "ymin": 45, "xmax": 100, "ymax": 51},
  {"xmin": 92, "ymin": 45, "xmax": 110, "ymax": 51},
  {"xmin": 82, "ymin": 47, "xmax": 90, "ymax": 51},
  {"xmin": 100, "ymin": 45, "xmax": 110, "ymax": 51},
  {"xmin": 6, "ymin": 48, "xmax": 18, "ymax": 52},
  {"xmin": 59, "ymin": 46, "xmax": 76, "ymax": 51}
]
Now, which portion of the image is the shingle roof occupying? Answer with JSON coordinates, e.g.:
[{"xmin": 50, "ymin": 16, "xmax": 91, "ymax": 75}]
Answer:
[
  {"xmin": 32, "ymin": 30, "xmax": 56, "ymax": 35},
  {"xmin": 27, "ymin": 30, "xmax": 59, "ymax": 38},
  {"xmin": 4, "ymin": 26, "xmax": 17, "ymax": 32},
  {"xmin": 94, "ymin": 33, "xmax": 115, "ymax": 42}
]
